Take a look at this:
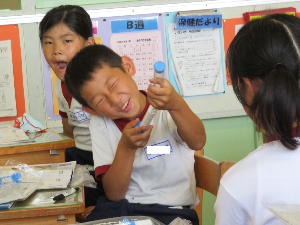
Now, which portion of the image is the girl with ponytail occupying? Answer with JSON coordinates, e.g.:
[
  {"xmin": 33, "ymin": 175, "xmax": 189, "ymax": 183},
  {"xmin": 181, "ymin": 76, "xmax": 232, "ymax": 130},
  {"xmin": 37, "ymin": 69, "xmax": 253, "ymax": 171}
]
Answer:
[{"xmin": 214, "ymin": 13, "xmax": 300, "ymax": 224}]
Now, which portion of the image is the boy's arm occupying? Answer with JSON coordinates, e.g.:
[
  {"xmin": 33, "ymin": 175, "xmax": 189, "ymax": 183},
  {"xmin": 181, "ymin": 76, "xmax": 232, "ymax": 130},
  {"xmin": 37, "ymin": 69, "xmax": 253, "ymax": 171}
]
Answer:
[
  {"xmin": 147, "ymin": 78, "xmax": 206, "ymax": 150},
  {"xmin": 101, "ymin": 119, "xmax": 153, "ymax": 202},
  {"xmin": 62, "ymin": 117, "xmax": 75, "ymax": 138}
]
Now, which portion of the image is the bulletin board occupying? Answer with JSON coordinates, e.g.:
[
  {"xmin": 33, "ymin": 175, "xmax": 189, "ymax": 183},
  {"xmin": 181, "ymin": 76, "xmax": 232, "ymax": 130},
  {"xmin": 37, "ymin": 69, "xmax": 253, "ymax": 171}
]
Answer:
[
  {"xmin": 40, "ymin": 4, "xmax": 300, "ymax": 121},
  {"xmin": 164, "ymin": 11, "xmax": 244, "ymax": 119},
  {"xmin": 42, "ymin": 11, "xmax": 244, "ymax": 121},
  {"xmin": 223, "ymin": 17, "xmax": 245, "ymax": 85},
  {"xmin": 165, "ymin": 11, "xmax": 226, "ymax": 97},
  {"xmin": 0, "ymin": 24, "xmax": 25, "ymax": 122}
]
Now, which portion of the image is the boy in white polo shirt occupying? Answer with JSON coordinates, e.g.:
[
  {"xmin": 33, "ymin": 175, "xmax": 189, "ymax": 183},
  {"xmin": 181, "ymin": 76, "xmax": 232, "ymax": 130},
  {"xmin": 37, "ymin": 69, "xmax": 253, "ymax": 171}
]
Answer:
[{"xmin": 64, "ymin": 44, "xmax": 206, "ymax": 224}]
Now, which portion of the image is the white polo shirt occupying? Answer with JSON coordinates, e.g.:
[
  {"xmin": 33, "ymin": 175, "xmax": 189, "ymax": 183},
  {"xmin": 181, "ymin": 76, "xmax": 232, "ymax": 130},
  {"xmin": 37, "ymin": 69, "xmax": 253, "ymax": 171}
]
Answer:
[
  {"xmin": 54, "ymin": 77, "xmax": 92, "ymax": 151},
  {"xmin": 215, "ymin": 138, "xmax": 300, "ymax": 225},
  {"xmin": 90, "ymin": 109, "xmax": 199, "ymax": 208}
]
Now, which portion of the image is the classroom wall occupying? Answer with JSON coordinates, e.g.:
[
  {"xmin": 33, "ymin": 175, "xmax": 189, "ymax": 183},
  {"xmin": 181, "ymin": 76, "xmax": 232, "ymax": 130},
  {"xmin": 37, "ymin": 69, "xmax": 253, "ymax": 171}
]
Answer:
[{"xmin": 1, "ymin": 1, "xmax": 299, "ymax": 224}]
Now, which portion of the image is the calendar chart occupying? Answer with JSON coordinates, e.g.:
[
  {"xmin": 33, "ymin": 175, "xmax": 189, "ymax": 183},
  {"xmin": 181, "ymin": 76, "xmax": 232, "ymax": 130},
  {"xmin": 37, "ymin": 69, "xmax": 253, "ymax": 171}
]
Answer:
[
  {"xmin": 110, "ymin": 31, "xmax": 163, "ymax": 90},
  {"xmin": 93, "ymin": 13, "xmax": 168, "ymax": 91}
]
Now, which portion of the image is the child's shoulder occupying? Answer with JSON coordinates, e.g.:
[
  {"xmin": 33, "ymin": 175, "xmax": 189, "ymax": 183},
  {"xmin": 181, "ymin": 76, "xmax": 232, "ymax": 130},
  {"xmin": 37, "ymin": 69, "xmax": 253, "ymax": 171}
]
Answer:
[{"xmin": 90, "ymin": 115, "xmax": 115, "ymax": 128}]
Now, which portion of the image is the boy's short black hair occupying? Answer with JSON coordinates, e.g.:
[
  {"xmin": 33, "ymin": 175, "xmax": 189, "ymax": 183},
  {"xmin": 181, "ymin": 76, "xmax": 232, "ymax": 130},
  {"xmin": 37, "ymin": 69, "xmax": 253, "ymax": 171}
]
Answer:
[{"xmin": 65, "ymin": 44, "xmax": 126, "ymax": 108}]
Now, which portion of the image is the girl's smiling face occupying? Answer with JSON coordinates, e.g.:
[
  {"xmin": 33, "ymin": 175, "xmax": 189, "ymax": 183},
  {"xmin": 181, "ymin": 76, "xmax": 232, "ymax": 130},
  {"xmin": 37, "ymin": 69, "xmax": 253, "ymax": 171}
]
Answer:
[{"xmin": 42, "ymin": 23, "xmax": 93, "ymax": 81}]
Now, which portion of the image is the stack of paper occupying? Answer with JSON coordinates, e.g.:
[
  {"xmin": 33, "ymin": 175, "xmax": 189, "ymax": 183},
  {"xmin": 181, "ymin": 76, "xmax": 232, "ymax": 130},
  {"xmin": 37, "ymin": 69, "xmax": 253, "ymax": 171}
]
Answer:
[
  {"xmin": 0, "ymin": 182, "xmax": 41, "ymax": 204},
  {"xmin": 30, "ymin": 161, "xmax": 76, "ymax": 189},
  {"xmin": 0, "ymin": 161, "xmax": 76, "ymax": 206},
  {"xmin": 0, "ymin": 125, "xmax": 33, "ymax": 145},
  {"xmin": 38, "ymin": 169, "xmax": 73, "ymax": 189}
]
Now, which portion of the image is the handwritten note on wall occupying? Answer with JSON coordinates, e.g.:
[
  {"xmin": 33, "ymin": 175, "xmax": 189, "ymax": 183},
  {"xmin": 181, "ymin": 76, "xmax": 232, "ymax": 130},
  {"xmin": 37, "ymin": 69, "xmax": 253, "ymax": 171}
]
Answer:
[
  {"xmin": 0, "ymin": 40, "xmax": 17, "ymax": 117},
  {"xmin": 168, "ymin": 23, "xmax": 224, "ymax": 97}
]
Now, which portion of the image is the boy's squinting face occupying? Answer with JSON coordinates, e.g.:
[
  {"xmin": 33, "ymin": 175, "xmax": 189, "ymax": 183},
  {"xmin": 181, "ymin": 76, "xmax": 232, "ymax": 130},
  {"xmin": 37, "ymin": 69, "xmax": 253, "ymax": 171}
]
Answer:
[
  {"xmin": 42, "ymin": 23, "xmax": 93, "ymax": 81},
  {"xmin": 81, "ymin": 64, "xmax": 146, "ymax": 121}
]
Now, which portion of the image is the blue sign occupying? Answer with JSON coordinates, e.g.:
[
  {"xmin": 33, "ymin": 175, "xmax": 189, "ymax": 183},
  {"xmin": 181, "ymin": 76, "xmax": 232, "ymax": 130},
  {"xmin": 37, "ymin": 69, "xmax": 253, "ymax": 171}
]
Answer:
[
  {"xmin": 176, "ymin": 14, "xmax": 222, "ymax": 30},
  {"xmin": 111, "ymin": 17, "xmax": 158, "ymax": 33}
]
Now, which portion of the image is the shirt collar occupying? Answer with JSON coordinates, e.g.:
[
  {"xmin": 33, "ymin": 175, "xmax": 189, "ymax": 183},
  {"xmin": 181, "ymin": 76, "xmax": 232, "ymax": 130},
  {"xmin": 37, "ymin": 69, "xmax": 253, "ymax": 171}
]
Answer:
[
  {"xmin": 114, "ymin": 90, "xmax": 149, "ymax": 132},
  {"xmin": 267, "ymin": 127, "xmax": 300, "ymax": 142}
]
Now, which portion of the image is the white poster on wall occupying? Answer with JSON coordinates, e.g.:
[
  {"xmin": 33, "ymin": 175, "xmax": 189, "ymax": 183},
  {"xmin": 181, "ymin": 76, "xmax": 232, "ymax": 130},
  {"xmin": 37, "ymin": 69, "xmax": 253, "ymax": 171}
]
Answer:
[
  {"xmin": 0, "ymin": 40, "xmax": 17, "ymax": 117},
  {"xmin": 168, "ymin": 23, "xmax": 224, "ymax": 97},
  {"xmin": 110, "ymin": 31, "xmax": 164, "ymax": 91}
]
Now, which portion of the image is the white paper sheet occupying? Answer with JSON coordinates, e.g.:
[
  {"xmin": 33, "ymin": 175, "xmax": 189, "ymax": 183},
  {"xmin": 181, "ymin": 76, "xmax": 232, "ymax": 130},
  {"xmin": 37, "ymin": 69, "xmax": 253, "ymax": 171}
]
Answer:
[
  {"xmin": 0, "ymin": 40, "xmax": 17, "ymax": 117},
  {"xmin": 0, "ymin": 125, "xmax": 32, "ymax": 144},
  {"xmin": 110, "ymin": 31, "xmax": 164, "ymax": 91},
  {"xmin": 168, "ymin": 23, "xmax": 224, "ymax": 97},
  {"xmin": 37, "ymin": 169, "xmax": 73, "ymax": 189},
  {"xmin": 0, "ymin": 183, "xmax": 41, "ymax": 204}
]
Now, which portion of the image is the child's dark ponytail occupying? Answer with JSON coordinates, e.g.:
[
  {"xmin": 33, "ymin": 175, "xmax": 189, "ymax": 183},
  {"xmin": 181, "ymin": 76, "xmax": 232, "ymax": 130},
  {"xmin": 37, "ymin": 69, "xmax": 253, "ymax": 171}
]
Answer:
[
  {"xmin": 227, "ymin": 13, "xmax": 300, "ymax": 150},
  {"xmin": 250, "ymin": 64, "xmax": 300, "ymax": 150}
]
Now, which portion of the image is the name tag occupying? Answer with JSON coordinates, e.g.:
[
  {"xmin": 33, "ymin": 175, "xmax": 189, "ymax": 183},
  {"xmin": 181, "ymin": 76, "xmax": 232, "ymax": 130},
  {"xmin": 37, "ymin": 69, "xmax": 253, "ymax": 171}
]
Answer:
[
  {"xmin": 144, "ymin": 140, "xmax": 173, "ymax": 161},
  {"xmin": 69, "ymin": 110, "xmax": 88, "ymax": 122},
  {"xmin": 147, "ymin": 146, "xmax": 170, "ymax": 154}
]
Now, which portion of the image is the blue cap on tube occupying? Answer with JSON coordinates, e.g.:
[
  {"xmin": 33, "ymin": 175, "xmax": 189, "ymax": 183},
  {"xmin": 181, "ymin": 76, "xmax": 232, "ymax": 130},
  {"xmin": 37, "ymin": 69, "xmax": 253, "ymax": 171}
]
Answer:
[{"xmin": 154, "ymin": 61, "xmax": 165, "ymax": 73}]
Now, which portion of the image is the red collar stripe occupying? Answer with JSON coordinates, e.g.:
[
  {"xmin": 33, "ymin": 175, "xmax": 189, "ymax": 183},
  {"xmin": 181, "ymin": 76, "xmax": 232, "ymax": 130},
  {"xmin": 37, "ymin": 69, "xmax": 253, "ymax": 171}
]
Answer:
[
  {"xmin": 61, "ymin": 81, "xmax": 72, "ymax": 108},
  {"xmin": 114, "ymin": 91, "xmax": 149, "ymax": 132}
]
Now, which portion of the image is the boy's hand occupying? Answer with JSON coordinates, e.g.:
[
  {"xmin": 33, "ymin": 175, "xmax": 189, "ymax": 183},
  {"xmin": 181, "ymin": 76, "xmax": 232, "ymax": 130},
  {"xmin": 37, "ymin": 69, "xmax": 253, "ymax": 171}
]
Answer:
[
  {"xmin": 147, "ymin": 77, "xmax": 182, "ymax": 111},
  {"xmin": 119, "ymin": 118, "xmax": 153, "ymax": 151}
]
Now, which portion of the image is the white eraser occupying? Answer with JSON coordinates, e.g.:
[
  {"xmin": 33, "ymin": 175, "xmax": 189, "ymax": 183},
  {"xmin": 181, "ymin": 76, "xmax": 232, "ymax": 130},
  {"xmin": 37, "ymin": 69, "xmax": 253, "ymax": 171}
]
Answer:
[{"xmin": 147, "ymin": 146, "xmax": 170, "ymax": 154}]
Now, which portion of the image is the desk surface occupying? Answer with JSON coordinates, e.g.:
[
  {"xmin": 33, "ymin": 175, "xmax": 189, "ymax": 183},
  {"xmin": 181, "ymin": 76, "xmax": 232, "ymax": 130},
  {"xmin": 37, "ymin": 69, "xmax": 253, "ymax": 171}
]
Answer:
[
  {"xmin": 0, "ymin": 186, "xmax": 84, "ymax": 220},
  {"xmin": 0, "ymin": 130, "xmax": 75, "ymax": 156}
]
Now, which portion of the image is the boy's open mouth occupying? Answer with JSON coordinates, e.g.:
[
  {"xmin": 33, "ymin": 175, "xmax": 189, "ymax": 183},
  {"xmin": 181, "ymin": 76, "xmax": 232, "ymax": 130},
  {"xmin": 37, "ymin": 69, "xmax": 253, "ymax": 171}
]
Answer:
[
  {"xmin": 56, "ymin": 61, "xmax": 68, "ymax": 69},
  {"xmin": 121, "ymin": 100, "xmax": 129, "ymax": 111}
]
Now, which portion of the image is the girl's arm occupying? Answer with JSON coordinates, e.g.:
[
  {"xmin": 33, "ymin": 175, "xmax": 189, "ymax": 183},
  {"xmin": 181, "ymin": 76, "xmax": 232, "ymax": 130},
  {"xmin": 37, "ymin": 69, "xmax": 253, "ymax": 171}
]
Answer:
[{"xmin": 62, "ymin": 117, "xmax": 75, "ymax": 138}]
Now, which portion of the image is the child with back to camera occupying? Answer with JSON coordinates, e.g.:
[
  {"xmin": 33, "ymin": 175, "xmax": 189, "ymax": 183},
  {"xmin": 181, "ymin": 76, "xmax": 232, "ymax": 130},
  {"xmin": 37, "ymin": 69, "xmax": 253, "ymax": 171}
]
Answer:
[
  {"xmin": 39, "ymin": 5, "xmax": 104, "ymax": 214},
  {"xmin": 214, "ymin": 13, "xmax": 300, "ymax": 224},
  {"xmin": 64, "ymin": 44, "xmax": 206, "ymax": 224}
]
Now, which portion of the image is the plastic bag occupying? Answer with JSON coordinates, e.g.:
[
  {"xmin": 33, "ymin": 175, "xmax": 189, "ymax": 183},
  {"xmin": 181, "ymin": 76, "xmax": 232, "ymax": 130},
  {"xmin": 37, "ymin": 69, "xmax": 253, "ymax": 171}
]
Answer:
[
  {"xmin": 0, "ymin": 160, "xmax": 43, "ymax": 204},
  {"xmin": 169, "ymin": 217, "xmax": 191, "ymax": 225},
  {"xmin": 70, "ymin": 216, "xmax": 164, "ymax": 225},
  {"xmin": 14, "ymin": 113, "xmax": 48, "ymax": 133},
  {"xmin": 70, "ymin": 165, "xmax": 97, "ymax": 189}
]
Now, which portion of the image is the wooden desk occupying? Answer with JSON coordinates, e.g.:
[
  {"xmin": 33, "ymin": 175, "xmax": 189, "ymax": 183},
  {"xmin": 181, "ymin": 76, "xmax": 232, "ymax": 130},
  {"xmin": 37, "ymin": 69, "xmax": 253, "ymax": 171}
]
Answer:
[
  {"xmin": 0, "ymin": 130, "xmax": 75, "ymax": 166},
  {"xmin": 0, "ymin": 186, "xmax": 85, "ymax": 225}
]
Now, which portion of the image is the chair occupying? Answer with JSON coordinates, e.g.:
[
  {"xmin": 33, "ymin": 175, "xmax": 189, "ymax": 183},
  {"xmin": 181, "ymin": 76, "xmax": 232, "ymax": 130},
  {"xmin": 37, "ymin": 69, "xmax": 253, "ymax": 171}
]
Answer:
[{"xmin": 193, "ymin": 149, "xmax": 237, "ymax": 225}]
